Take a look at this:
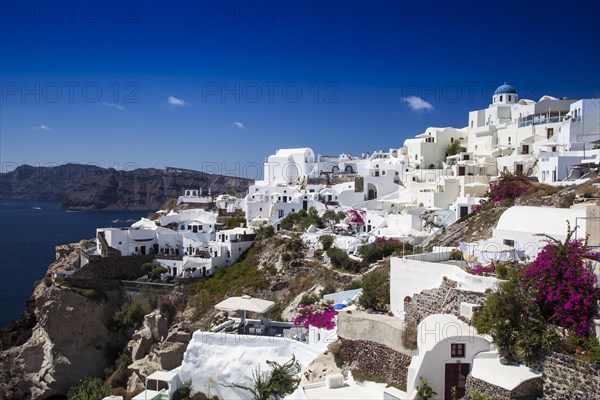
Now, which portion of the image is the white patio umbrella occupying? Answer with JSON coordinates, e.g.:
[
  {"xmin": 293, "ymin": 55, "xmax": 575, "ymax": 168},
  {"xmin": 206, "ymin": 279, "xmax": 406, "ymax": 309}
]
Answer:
[{"xmin": 215, "ymin": 295, "xmax": 275, "ymax": 321}]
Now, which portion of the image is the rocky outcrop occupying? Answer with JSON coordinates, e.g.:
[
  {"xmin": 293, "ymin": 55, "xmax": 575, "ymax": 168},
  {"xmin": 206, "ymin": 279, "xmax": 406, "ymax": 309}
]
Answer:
[
  {"xmin": 0, "ymin": 163, "xmax": 253, "ymax": 211},
  {"xmin": 0, "ymin": 241, "xmax": 143, "ymax": 400},
  {"xmin": 0, "ymin": 278, "xmax": 123, "ymax": 399},
  {"xmin": 126, "ymin": 316, "xmax": 192, "ymax": 393}
]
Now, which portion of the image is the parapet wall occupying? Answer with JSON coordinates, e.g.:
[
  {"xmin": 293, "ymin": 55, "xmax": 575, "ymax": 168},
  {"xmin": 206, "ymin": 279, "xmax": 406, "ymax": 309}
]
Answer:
[
  {"xmin": 337, "ymin": 311, "xmax": 410, "ymax": 355},
  {"xmin": 404, "ymin": 279, "xmax": 488, "ymax": 326},
  {"xmin": 70, "ymin": 254, "xmax": 152, "ymax": 281},
  {"xmin": 465, "ymin": 374, "xmax": 542, "ymax": 400},
  {"xmin": 339, "ymin": 338, "xmax": 412, "ymax": 386},
  {"xmin": 532, "ymin": 352, "xmax": 600, "ymax": 399}
]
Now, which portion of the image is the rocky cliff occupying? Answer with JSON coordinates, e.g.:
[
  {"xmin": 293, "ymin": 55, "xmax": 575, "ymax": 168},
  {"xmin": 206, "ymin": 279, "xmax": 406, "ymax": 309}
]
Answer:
[
  {"xmin": 0, "ymin": 242, "xmax": 127, "ymax": 399},
  {"xmin": 0, "ymin": 164, "xmax": 253, "ymax": 211}
]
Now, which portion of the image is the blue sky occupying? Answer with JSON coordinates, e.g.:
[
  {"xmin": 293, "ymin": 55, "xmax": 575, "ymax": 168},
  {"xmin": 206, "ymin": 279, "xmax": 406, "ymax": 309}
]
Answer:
[{"xmin": 1, "ymin": 0, "xmax": 599, "ymax": 179}]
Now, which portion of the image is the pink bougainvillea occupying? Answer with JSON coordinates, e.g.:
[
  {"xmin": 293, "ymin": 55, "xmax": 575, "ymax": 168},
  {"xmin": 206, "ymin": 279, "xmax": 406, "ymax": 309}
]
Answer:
[
  {"xmin": 471, "ymin": 263, "xmax": 495, "ymax": 276},
  {"xmin": 294, "ymin": 301, "xmax": 339, "ymax": 330},
  {"xmin": 487, "ymin": 172, "xmax": 531, "ymax": 203},
  {"xmin": 472, "ymin": 173, "xmax": 531, "ymax": 214},
  {"xmin": 525, "ymin": 231, "xmax": 600, "ymax": 337}
]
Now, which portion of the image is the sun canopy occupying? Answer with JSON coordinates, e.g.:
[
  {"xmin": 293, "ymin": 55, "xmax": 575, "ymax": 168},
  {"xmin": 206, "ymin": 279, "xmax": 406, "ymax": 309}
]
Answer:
[
  {"xmin": 459, "ymin": 241, "xmax": 525, "ymax": 264},
  {"xmin": 215, "ymin": 295, "xmax": 275, "ymax": 314}
]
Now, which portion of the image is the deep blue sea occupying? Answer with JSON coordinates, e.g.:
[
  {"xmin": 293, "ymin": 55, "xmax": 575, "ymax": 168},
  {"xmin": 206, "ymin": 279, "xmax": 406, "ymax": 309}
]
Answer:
[{"xmin": 0, "ymin": 200, "xmax": 150, "ymax": 328}]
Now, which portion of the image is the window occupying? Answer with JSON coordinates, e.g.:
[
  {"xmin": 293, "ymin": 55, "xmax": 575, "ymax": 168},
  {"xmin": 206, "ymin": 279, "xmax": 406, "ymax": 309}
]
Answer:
[
  {"xmin": 508, "ymin": 137, "xmax": 511, "ymax": 144},
  {"xmin": 547, "ymin": 128, "xmax": 554, "ymax": 139},
  {"xmin": 499, "ymin": 95, "xmax": 503, "ymax": 102},
  {"xmin": 278, "ymin": 210, "xmax": 284, "ymax": 218},
  {"xmin": 451, "ymin": 343, "xmax": 465, "ymax": 358},
  {"xmin": 503, "ymin": 239, "xmax": 515, "ymax": 247},
  {"xmin": 508, "ymin": 95, "xmax": 511, "ymax": 101}
]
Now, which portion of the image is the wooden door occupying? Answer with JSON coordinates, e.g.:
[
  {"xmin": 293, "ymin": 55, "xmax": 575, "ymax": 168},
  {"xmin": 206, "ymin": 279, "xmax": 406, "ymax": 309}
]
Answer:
[{"xmin": 444, "ymin": 363, "xmax": 469, "ymax": 399}]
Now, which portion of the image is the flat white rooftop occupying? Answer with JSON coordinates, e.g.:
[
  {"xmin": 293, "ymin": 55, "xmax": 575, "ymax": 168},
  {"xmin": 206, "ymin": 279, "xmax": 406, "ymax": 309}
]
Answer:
[{"xmin": 302, "ymin": 380, "xmax": 394, "ymax": 400}]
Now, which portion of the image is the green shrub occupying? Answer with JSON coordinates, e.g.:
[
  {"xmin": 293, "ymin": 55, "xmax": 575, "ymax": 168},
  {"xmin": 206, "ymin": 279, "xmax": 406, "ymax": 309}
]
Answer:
[
  {"xmin": 141, "ymin": 262, "xmax": 155, "ymax": 272},
  {"xmin": 449, "ymin": 248, "xmax": 463, "ymax": 260},
  {"xmin": 66, "ymin": 285, "xmax": 108, "ymax": 303},
  {"xmin": 473, "ymin": 274, "xmax": 557, "ymax": 362},
  {"xmin": 359, "ymin": 240, "xmax": 408, "ymax": 263},
  {"xmin": 281, "ymin": 252, "xmax": 292, "ymax": 263},
  {"xmin": 226, "ymin": 216, "xmax": 246, "ymax": 229},
  {"xmin": 469, "ymin": 391, "xmax": 491, "ymax": 400},
  {"xmin": 344, "ymin": 280, "xmax": 363, "ymax": 290},
  {"xmin": 319, "ymin": 235, "xmax": 335, "ymax": 250},
  {"xmin": 299, "ymin": 293, "xmax": 320, "ymax": 306},
  {"xmin": 564, "ymin": 333, "xmax": 600, "ymax": 363},
  {"xmin": 326, "ymin": 247, "xmax": 365, "ymax": 273},
  {"xmin": 416, "ymin": 377, "xmax": 437, "ymax": 400},
  {"xmin": 320, "ymin": 283, "xmax": 335, "ymax": 297},
  {"xmin": 226, "ymin": 356, "xmax": 301, "ymax": 400},
  {"xmin": 67, "ymin": 377, "xmax": 112, "ymax": 400},
  {"xmin": 358, "ymin": 268, "xmax": 390, "ymax": 311},
  {"xmin": 263, "ymin": 264, "xmax": 278, "ymax": 275},
  {"xmin": 446, "ymin": 140, "xmax": 461, "ymax": 156},
  {"xmin": 285, "ymin": 234, "xmax": 306, "ymax": 253},
  {"xmin": 113, "ymin": 301, "xmax": 151, "ymax": 329},
  {"xmin": 152, "ymin": 265, "xmax": 169, "ymax": 275},
  {"xmin": 256, "ymin": 225, "xmax": 275, "ymax": 239},
  {"xmin": 280, "ymin": 208, "xmax": 324, "ymax": 231},
  {"xmin": 322, "ymin": 210, "xmax": 346, "ymax": 228}
]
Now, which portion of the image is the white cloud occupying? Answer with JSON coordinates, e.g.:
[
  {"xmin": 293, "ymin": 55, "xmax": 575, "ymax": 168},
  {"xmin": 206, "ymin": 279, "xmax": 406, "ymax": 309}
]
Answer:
[
  {"xmin": 33, "ymin": 124, "xmax": 51, "ymax": 131},
  {"xmin": 403, "ymin": 96, "xmax": 434, "ymax": 112},
  {"xmin": 103, "ymin": 102, "xmax": 125, "ymax": 110},
  {"xmin": 167, "ymin": 96, "xmax": 188, "ymax": 106},
  {"xmin": 231, "ymin": 121, "xmax": 245, "ymax": 129}
]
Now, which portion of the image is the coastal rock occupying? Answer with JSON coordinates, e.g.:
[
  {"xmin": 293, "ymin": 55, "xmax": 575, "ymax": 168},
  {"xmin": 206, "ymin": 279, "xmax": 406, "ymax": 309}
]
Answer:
[
  {"xmin": 127, "ymin": 322, "xmax": 193, "ymax": 393},
  {"xmin": 0, "ymin": 279, "xmax": 122, "ymax": 399},
  {"xmin": 130, "ymin": 310, "xmax": 169, "ymax": 361}
]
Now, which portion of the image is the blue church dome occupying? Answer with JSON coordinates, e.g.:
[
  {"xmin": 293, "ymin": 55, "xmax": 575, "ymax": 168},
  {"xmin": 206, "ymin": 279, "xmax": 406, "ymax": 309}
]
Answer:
[{"xmin": 494, "ymin": 83, "xmax": 517, "ymax": 95}]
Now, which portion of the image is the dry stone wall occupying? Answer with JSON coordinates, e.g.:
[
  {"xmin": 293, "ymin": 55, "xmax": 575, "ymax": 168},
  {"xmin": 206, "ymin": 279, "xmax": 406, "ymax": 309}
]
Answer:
[
  {"xmin": 339, "ymin": 338, "xmax": 411, "ymax": 386},
  {"xmin": 404, "ymin": 279, "xmax": 488, "ymax": 326},
  {"xmin": 532, "ymin": 352, "xmax": 600, "ymax": 399}
]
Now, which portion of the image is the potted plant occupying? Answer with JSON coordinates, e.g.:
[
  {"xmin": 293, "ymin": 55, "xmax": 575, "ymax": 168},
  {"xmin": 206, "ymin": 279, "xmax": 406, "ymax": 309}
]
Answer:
[{"xmin": 416, "ymin": 377, "xmax": 437, "ymax": 400}]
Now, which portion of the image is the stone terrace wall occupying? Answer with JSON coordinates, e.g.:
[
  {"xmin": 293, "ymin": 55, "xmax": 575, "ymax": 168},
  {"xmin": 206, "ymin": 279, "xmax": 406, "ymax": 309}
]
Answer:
[
  {"xmin": 465, "ymin": 375, "xmax": 512, "ymax": 399},
  {"xmin": 339, "ymin": 338, "xmax": 411, "ymax": 386},
  {"xmin": 533, "ymin": 352, "xmax": 600, "ymax": 399},
  {"xmin": 465, "ymin": 374, "xmax": 542, "ymax": 400},
  {"xmin": 404, "ymin": 279, "xmax": 488, "ymax": 326},
  {"xmin": 71, "ymin": 255, "xmax": 152, "ymax": 280}
]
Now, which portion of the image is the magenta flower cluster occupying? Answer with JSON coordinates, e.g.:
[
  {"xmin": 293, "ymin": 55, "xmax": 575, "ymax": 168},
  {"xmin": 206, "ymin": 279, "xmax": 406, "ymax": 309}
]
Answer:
[
  {"xmin": 294, "ymin": 301, "xmax": 339, "ymax": 330},
  {"xmin": 374, "ymin": 236, "xmax": 399, "ymax": 243},
  {"xmin": 487, "ymin": 173, "xmax": 531, "ymax": 203},
  {"xmin": 346, "ymin": 209, "xmax": 366, "ymax": 225},
  {"xmin": 525, "ymin": 238, "xmax": 600, "ymax": 337},
  {"xmin": 471, "ymin": 264, "xmax": 495, "ymax": 276}
]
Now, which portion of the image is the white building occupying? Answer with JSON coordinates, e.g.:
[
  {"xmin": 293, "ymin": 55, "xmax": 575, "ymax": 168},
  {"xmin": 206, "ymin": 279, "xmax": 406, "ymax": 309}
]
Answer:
[{"xmin": 491, "ymin": 204, "xmax": 599, "ymax": 259}]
